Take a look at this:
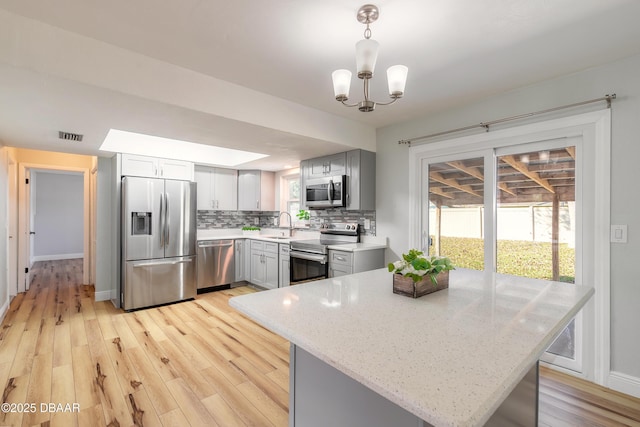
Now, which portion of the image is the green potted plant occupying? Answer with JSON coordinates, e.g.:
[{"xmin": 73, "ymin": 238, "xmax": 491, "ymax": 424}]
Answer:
[
  {"xmin": 295, "ymin": 209, "xmax": 310, "ymax": 227},
  {"xmin": 388, "ymin": 249, "xmax": 455, "ymax": 298},
  {"xmin": 242, "ymin": 225, "xmax": 261, "ymax": 236}
]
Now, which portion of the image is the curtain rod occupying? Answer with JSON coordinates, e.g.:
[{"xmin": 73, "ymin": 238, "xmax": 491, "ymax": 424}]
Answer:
[{"xmin": 398, "ymin": 93, "xmax": 616, "ymax": 146}]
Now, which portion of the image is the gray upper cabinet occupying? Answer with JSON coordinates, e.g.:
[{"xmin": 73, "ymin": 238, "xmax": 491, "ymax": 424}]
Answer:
[
  {"xmin": 299, "ymin": 159, "xmax": 308, "ymax": 207},
  {"xmin": 306, "ymin": 153, "xmax": 346, "ymax": 178},
  {"xmin": 300, "ymin": 150, "xmax": 375, "ymax": 210},
  {"xmin": 194, "ymin": 166, "xmax": 238, "ymax": 211},
  {"xmin": 238, "ymin": 170, "xmax": 275, "ymax": 211},
  {"xmin": 345, "ymin": 149, "xmax": 376, "ymax": 211}
]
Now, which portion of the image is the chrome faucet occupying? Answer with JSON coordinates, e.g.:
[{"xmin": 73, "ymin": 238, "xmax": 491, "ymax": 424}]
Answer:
[{"xmin": 277, "ymin": 211, "xmax": 293, "ymax": 236}]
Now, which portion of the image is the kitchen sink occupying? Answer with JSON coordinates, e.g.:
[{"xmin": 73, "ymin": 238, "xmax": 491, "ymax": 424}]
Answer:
[{"xmin": 265, "ymin": 236, "xmax": 290, "ymax": 240}]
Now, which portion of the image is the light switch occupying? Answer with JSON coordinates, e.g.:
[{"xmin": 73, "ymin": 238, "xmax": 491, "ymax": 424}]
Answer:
[{"xmin": 610, "ymin": 225, "xmax": 628, "ymax": 243}]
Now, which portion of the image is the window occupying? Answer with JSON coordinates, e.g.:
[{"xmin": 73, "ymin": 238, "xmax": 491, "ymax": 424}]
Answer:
[{"xmin": 282, "ymin": 174, "xmax": 300, "ymax": 226}]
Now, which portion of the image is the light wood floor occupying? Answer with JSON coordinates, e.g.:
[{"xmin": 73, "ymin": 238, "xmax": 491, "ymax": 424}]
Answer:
[{"xmin": 0, "ymin": 259, "xmax": 638, "ymax": 427}]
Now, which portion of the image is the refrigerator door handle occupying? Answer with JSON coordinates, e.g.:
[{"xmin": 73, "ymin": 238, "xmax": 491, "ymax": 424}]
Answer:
[
  {"xmin": 164, "ymin": 192, "xmax": 170, "ymax": 246},
  {"xmin": 159, "ymin": 192, "xmax": 165, "ymax": 248},
  {"xmin": 132, "ymin": 259, "xmax": 193, "ymax": 268}
]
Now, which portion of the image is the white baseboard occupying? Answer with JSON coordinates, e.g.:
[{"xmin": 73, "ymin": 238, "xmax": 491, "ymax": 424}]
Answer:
[
  {"xmin": 32, "ymin": 253, "xmax": 83, "ymax": 262},
  {"xmin": 609, "ymin": 371, "xmax": 640, "ymax": 399},
  {"xmin": 94, "ymin": 290, "xmax": 111, "ymax": 302},
  {"xmin": 0, "ymin": 297, "xmax": 10, "ymax": 324}
]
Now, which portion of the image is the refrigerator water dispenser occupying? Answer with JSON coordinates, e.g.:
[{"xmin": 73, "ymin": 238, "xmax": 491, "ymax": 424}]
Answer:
[{"xmin": 132, "ymin": 212, "xmax": 151, "ymax": 235}]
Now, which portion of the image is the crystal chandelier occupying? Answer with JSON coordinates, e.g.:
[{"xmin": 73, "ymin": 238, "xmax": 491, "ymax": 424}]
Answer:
[{"xmin": 332, "ymin": 4, "xmax": 408, "ymax": 112}]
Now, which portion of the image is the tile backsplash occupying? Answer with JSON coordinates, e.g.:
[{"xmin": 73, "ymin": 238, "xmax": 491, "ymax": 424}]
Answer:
[{"xmin": 197, "ymin": 209, "xmax": 376, "ymax": 236}]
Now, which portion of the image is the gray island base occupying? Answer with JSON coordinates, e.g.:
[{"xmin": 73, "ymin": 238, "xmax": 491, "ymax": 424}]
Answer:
[
  {"xmin": 230, "ymin": 268, "xmax": 594, "ymax": 427},
  {"xmin": 291, "ymin": 345, "xmax": 538, "ymax": 427}
]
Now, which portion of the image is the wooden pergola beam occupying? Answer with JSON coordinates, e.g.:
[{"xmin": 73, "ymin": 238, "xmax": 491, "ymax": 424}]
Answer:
[
  {"xmin": 447, "ymin": 161, "xmax": 517, "ymax": 196},
  {"xmin": 429, "ymin": 187, "xmax": 454, "ymax": 199},
  {"xmin": 429, "ymin": 171, "xmax": 482, "ymax": 198},
  {"xmin": 565, "ymin": 146, "xmax": 576, "ymax": 159},
  {"xmin": 500, "ymin": 155, "xmax": 556, "ymax": 194},
  {"xmin": 446, "ymin": 161, "xmax": 483, "ymax": 180}
]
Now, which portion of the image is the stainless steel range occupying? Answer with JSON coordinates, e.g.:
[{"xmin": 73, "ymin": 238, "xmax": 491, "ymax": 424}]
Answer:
[{"xmin": 289, "ymin": 222, "xmax": 359, "ymax": 285}]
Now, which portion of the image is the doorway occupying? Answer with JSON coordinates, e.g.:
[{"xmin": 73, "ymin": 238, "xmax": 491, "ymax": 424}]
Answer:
[{"xmin": 17, "ymin": 163, "xmax": 91, "ymax": 292}]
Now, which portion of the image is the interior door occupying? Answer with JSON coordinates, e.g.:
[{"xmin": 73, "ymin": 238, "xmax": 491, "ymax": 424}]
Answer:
[
  {"xmin": 25, "ymin": 169, "xmax": 34, "ymax": 289},
  {"xmin": 7, "ymin": 160, "xmax": 18, "ymax": 296}
]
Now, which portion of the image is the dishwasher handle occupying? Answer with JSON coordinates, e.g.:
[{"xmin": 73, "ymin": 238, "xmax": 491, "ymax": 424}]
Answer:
[{"xmin": 198, "ymin": 240, "xmax": 234, "ymax": 248}]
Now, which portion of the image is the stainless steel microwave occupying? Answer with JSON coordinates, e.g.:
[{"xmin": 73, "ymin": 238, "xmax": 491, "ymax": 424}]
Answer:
[{"xmin": 305, "ymin": 175, "xmax": 346, "ymax": 208}]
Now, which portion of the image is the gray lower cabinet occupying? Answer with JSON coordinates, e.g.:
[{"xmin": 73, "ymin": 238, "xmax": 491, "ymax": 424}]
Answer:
[
  {"xmin": 249, "ymin": 240, "xmax": 279, "ymax": 289},
  {"xmin": 279, "ymin": 244, "xmax": 290, "ymax": 287},
  {"xmin": 328, "ymin": 248, "xmax": 385, "ymax": 278},
  {"xmin": 234, "ymin": 239, "xmax": 251, "ymax": 283}
]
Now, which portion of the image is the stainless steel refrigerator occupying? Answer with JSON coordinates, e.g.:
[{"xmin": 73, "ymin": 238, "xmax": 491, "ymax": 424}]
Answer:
[{"xmin": 122, "ymin": 176, "xmax": 197, "ymax": 310}]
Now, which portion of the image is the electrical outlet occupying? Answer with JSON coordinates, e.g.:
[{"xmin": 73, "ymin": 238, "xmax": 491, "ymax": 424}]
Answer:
[
  {"xmin": 610, "ymin": 225, "xmax": 628, "ymax": 243},
  {"xmin": 364, "ymin": 219, "xmax": 371, "ymax": 230},
  {"xmin": 254, "ymin": 217, "xmax": 259, "ymax": 225}
]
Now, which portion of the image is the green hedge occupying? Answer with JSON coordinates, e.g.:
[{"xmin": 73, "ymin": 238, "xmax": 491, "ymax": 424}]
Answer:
[{"xmin": 430, "ymin": 237, "xmax": 575, "ymax": 283}]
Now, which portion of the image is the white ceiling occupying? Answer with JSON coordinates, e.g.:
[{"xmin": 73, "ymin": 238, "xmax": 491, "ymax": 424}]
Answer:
[{"xmin": 1, "ymin": 0, "xmax": 640, "ymax": 170}]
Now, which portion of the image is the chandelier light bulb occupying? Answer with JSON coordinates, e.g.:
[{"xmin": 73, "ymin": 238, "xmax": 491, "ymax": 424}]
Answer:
[
  {"xmin": 387, "ymin": 65, "xmax": 408, "ymax": 97},
  {"xmin": 332, "ymin": 69, "xmax": 352, "ymax": 101},
  {"xmin": 355, "ymin": 38, "xmax": 380, "ymax": 78}
]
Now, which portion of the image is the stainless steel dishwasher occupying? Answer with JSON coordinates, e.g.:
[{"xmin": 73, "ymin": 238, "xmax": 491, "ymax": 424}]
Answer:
[{"xmin": 197, "ymin": 239, "xmax": 235, "ymax": 290}]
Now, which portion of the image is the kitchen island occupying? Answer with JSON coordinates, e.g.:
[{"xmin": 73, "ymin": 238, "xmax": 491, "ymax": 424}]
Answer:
[{"xmin": 229, "ymin": 268, "xmax": 594, "ymax": 427}]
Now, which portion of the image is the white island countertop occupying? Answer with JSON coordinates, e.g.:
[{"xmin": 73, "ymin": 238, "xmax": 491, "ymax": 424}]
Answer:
[{"xmin": 230, "ymin": 268, "xmax": 594, "ymax": 427}]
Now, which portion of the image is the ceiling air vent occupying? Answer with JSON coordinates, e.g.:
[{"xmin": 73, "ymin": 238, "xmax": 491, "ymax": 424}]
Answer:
[{"xmin": 58, "ymin": 131, "xmax": 83, "ymax": 142}]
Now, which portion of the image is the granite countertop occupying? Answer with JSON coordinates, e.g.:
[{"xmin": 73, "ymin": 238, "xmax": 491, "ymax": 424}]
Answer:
[
  {"xmin": 197, "ymin": 230, "xmax": 387, "ymax": 250},
  {"xmin": 326, "ymin": 242, "xmax": 387, "ymax": 252},
  {"xmin": 196, "ymin": 228, "xmax": 315, "ymax": 243},
  {"xmin": 229, "ymin": 268, "xmax": 594, "ymax": 427}
]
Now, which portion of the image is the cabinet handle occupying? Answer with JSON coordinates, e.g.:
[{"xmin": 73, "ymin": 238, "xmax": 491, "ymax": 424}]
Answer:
[
  {"xmin": 256, "ymin": 200, "xmax": 259, "ymax": 209},
  {"xmin": 336, "ymin": 256, "xmax": 346, "ymax": 261}
]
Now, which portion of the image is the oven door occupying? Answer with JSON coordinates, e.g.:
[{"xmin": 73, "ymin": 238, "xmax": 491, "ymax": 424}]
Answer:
[
  {"xmin": 290, "ymin": 251, "xmax": 328, "ymax": 285},
  {"xmin": 305, "ymin": 175, "xmax": 346, "ymax": 208}
]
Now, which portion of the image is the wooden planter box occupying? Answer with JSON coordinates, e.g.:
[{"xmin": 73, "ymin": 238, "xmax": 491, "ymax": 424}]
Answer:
[{"xmin": 393, "ymin": 271, "xmax": 449, "ymax": 298}]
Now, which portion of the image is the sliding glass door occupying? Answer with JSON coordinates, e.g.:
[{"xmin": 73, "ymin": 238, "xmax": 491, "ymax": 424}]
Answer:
[
  {"xmin": 495, "ymin": 138, "xmax": 584, "ymax": 372},
  {"xmin": 421, "ymin": 136, "xmax": 589, "ymax": 373}
]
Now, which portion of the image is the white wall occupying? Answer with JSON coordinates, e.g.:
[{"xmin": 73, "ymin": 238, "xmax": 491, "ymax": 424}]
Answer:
[
  {"xmin": 32, "ymin": 171, "xmax": 84, "ymax": 260},
  {"xmin": 95, "ymin": 156, "xmax": 114, "ymax": 302},
  {"xmin": 377, "ymin": 53, "xmax": 640, "ymax": 388}
]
